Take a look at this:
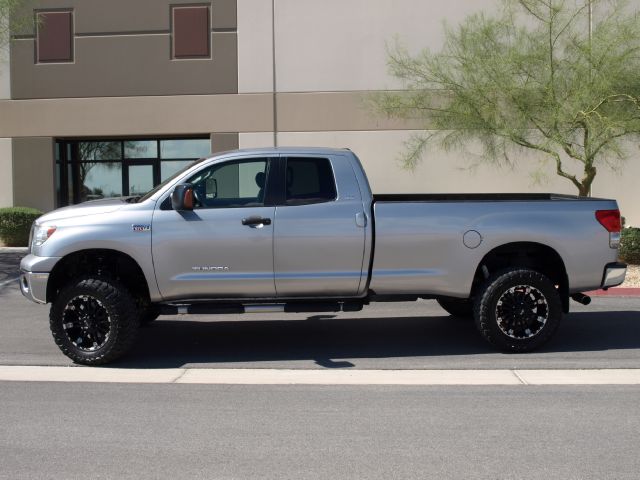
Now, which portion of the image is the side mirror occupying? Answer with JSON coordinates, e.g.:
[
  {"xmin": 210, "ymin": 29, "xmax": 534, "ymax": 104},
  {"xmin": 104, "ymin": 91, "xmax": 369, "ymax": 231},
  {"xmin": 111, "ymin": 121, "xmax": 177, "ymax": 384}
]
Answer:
[{"xmin": 171, "ymin": 183, "xmax": 195, "ymax": 211}]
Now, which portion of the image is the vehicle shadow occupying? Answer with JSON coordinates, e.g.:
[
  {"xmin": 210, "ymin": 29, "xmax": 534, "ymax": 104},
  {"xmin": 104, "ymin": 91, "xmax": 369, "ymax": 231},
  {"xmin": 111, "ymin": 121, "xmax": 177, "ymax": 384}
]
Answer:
[{"xmin": 117, "ymin": 310, "xmax": 640, "ymax": 369}]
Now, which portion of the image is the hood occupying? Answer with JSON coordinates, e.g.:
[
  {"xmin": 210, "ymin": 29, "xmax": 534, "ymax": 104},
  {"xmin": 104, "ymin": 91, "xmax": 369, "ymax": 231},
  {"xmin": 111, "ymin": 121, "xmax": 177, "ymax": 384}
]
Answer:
[{"xmin": 36, "ymin": 197, "xmax": 128, "ymax": 224}]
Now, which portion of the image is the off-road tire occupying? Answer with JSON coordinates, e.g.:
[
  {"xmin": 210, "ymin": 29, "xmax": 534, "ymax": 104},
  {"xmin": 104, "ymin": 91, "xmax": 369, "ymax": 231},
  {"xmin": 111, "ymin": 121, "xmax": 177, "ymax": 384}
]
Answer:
[
  {"xmin": 50, "ymin": 276, "xmax": 139, "ymax": 365},
  {"xmin": 139, "ymin": 305, "xmax": 161, "ymax": 326},
  {"xmin": 473, "ymin": 268, "xmax": 562, "ymax": 352},
  {"xmin": 437, "ymin": 298, "xmax": 473, "ymax": 318}
]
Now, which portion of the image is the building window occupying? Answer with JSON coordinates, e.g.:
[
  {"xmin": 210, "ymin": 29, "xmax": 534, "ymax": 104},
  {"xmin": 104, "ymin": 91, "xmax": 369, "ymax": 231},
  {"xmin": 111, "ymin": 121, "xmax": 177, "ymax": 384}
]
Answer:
[
  {"xmin": 36, "ymin": 10, "xmax": 74, "ymax": 63},
  {"xmin": 55, "ymin": 138, "xmax": 211, "ymax": 207},
  {"xmin": 171, "ymin": 5, "xmax": 210, "ymax": 59}
]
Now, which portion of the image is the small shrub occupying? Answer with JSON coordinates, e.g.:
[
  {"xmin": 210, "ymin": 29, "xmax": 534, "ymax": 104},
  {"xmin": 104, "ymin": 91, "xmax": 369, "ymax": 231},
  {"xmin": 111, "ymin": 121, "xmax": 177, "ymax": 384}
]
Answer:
[
  {"xmin": 619, "ymin": 227, "xmax": 640, "ymax": 265},
  {"xmin": 0, "ymin": 207, "xmax": 42, "ymax": 247}
]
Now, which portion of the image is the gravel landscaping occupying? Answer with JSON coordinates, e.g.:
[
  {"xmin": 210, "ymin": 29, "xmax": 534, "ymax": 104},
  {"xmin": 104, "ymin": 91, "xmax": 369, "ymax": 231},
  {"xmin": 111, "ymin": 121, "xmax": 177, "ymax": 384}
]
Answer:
[{"xmin": 621, "ymin": 264, "xmax": 640, "ymax": 287}]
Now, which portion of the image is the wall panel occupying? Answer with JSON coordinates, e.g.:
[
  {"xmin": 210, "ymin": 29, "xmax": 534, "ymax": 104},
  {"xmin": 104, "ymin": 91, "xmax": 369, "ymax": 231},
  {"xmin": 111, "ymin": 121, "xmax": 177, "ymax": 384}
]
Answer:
[{"xmin": 12, "ymin": 137, "xmax": 55, "ymax": 212}]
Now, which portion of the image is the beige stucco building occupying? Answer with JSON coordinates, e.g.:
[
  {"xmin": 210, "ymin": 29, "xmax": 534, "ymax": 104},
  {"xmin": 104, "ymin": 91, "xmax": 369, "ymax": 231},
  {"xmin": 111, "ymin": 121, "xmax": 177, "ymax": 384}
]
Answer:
[{"xmin": 0, "ymin": 0, "xmax": 638, "ymax": 224}]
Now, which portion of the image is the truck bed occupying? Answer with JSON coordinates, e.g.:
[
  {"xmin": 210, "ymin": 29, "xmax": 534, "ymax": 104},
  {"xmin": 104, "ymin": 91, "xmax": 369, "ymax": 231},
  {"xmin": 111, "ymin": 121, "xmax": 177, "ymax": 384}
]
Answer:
[{"xmin": 369, "ymin": 195, "xmax": 619, "ymax": 297}]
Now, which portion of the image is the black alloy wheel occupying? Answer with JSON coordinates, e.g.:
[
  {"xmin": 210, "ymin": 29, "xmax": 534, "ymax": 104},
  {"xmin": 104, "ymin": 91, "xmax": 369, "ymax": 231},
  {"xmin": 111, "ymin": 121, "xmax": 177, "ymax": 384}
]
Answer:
[
  {"xmin": 50, "ymin": 277, "xmax": 139, "ymax": 365},
  {"xmin": 473, "ymin": 268, "xmax": 563, "ymax": 352}
]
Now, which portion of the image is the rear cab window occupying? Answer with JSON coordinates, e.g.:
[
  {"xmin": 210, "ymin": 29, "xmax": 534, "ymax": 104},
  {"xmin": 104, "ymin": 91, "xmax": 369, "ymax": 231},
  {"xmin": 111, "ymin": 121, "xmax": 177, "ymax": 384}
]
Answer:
[{"xmin": 285, "ymin": 157, "xmax": 337, "ymax": 206}]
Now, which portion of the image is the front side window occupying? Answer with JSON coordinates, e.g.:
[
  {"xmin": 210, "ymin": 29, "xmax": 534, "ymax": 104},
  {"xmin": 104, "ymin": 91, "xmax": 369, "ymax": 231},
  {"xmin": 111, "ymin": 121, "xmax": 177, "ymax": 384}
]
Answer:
[
  {"xmin": 187, "ymin": 159, "xmax": 269, "ymax": 208},
  {"xmin": 285, "ymin": 157, "xmax": 337, "ymax": 205}
]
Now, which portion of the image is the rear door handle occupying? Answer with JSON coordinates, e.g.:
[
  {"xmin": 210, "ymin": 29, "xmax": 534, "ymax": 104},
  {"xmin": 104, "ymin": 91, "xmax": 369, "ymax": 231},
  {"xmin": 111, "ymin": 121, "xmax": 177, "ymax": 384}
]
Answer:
[{"xmin": 242, "ymin": 216, "xmax": 271, "ymax": 226}]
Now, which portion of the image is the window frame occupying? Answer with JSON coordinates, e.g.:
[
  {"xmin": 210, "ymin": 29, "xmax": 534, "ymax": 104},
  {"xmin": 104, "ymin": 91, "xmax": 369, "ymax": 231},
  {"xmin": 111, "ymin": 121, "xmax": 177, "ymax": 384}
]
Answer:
[
  {"xmin": 170, "ymin": 4, "xmax": 212, "ymax": 60},
  {"xmin": 55, "ymin": 137, "xmax": 210, "ymax": 207},
  {"xmin": 35, "ymin": 9, "xmax": 74, "ymax": 64}
]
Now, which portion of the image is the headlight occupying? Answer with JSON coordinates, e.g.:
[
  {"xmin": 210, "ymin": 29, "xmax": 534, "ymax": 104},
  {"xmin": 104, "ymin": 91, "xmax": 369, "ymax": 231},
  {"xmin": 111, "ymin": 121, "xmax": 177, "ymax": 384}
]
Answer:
[
  {"xmin": 28, "ymin": 223, "xmax": 35, "ymax": 252},
  {"xmin": 32, "ymin": 224, "xmax": 57, "ymax": 248}
]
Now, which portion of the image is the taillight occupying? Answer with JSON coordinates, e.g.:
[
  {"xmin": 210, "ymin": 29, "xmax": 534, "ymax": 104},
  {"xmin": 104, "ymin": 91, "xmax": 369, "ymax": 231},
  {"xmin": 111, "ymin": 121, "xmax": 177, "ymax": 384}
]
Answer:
[
  {"xmin": 596, "ymin": 209, "xmax": 621, "ymax": 248},
  {"xmin": 596, "ymin": 209, "xmax": 621, "ymax": 232}
]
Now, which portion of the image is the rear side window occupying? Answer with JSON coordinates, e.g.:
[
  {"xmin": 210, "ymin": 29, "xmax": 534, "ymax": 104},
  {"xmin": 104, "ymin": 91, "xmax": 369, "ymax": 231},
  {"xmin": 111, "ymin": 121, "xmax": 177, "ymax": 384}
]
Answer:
[{"xmin": 285, "ymin": 157, "xmax": 337, "ymax": 206}]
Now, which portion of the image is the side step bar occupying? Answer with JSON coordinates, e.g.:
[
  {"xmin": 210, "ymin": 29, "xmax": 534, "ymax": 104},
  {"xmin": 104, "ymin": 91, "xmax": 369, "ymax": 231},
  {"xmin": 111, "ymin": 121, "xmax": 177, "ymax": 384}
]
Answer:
[{"xmin": 159, "ymin": 301, "xmax": 364, "ymax": 316}]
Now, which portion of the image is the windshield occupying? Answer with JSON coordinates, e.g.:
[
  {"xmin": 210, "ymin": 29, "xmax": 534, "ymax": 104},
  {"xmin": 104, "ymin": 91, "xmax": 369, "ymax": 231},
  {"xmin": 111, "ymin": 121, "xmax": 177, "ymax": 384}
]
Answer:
[{"xmin": 136, "ymin": 157, "xmax": 207, "ymax": 202}]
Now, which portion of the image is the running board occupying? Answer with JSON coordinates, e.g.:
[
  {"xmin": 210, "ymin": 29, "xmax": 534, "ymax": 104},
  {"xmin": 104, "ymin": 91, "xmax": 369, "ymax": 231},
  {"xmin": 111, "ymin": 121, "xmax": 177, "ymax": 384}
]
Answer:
[{"xmin": 159, "ymin": 301, "xmax": 363, "ymax": 316}]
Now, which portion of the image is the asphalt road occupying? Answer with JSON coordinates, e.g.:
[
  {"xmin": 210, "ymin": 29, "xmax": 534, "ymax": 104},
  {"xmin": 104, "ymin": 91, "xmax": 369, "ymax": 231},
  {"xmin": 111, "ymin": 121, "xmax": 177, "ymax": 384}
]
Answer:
[
  {"xmin": 1, "ymin": 381, "xmax": 639, "ymax": 480},
  {"xmin": 1, "ymin": 279, "xmax": 640, "ymax": 369}
]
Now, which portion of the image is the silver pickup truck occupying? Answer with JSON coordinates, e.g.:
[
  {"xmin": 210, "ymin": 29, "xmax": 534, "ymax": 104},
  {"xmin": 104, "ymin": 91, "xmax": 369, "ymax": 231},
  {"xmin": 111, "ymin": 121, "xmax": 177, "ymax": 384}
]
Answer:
[{"xmin": 20, "ymin": 147, "xmax": 626, "ymax": 364}]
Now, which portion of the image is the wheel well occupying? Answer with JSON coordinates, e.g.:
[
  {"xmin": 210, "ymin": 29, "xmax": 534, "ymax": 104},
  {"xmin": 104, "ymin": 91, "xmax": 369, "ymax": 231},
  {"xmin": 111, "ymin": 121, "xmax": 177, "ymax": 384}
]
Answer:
[
  {"xmin": 471, "ymin": 242, "xmax": 570, "ymax": 312},
  {"xmin": 47, "ymin": 249, "xmax": 150, "ymax": 304}
]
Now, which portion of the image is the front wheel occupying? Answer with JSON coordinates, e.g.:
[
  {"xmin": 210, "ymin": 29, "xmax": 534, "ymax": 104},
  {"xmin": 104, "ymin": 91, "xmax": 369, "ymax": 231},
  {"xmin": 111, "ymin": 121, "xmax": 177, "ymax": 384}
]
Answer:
[
  {"xmin": 50, "ymin": 277, "xmax": 139, "ymax": 365},
  {"xmin": 473, "ymin": 268, "xmax": 562, "ymax": 352}
]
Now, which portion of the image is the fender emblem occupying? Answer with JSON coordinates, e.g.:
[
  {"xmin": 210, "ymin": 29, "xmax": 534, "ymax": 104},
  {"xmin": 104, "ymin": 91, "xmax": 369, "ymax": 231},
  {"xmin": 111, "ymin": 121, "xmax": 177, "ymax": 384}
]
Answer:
[
  {"xmin": 132, "ymin": 224, "xmax": 151, "ymax": 232},
  {"xmin": 192, "ymin": 266, "xmax": 230, "ymax": 272}
]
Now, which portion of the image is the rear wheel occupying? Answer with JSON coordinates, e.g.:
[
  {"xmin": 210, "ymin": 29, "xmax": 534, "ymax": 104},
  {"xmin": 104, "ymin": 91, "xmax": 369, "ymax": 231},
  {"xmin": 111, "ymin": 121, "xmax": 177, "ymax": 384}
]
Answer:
[
  {"xmin": 437, "ymin": 298, "xmax": 473, "ymax": 318},
  {"xmin": 50, "ymin": 277, "xmax": 139, "ymax": 365},
  {"xmin": 473, "ymin": 268, "xmax": 562, "ymax": 352}
]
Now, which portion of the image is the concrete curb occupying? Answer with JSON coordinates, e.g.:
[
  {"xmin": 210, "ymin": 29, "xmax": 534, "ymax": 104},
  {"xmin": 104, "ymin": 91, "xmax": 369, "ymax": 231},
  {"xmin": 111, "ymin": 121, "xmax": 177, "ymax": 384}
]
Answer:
[{"xmin": 0, "ymin": 247, "xmax": 28, "ymax": 253}]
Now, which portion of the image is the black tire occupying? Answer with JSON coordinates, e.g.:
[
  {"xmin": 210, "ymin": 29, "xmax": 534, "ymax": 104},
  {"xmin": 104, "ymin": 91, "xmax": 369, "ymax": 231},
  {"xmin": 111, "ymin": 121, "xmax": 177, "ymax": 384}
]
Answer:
[
  {"xmin": 437, "ymin": 298, "xmax": 473, "ymax": 318},
  {"xmin": 139, "ymin": 305, "xmax": 161, "ymax": 326},
  {"xmin": 50, "ymin": 276, "xmax": 139, "ymax": 365},
  {"xmin": 473, "ymin": 268, "xmax": 562, "ymax": 352}
]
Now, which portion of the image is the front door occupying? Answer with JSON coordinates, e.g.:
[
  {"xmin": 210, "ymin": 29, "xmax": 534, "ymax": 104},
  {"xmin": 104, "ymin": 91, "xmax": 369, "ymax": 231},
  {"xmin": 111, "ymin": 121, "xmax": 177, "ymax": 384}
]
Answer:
[{"xmin": 152, "ymin": 157, "xmax": 277, "ymax": 300}]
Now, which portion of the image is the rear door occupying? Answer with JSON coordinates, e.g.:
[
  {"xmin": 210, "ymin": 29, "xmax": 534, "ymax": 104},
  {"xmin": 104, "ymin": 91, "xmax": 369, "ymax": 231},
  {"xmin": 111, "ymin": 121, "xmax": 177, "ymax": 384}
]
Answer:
[{"xmin": 273, "ymin": 155, "xmax": 367, "ymax": 297}]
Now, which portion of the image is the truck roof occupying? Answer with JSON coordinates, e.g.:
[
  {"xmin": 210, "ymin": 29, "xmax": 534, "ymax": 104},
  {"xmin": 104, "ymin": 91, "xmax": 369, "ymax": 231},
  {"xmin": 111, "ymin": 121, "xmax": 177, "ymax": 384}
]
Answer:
[{"xmin": 211, "ymin": 147, "xmax": 352, "ymax": 159}]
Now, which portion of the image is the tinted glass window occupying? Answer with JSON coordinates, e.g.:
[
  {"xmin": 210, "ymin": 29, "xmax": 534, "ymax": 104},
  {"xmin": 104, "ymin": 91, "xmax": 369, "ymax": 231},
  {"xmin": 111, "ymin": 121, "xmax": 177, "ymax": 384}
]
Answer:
[
  {"xmin": 187, "ymin": 159, "xmax": 269, "ymax": 208},
  {"xmin": 55, "ymin": 138, "xmax": 209, "ymax": 206},
  {"xmin": 125, "ymin": 141, "xmax": 158, "ymax": 159},
  {"xmin": 172, "ymin": 6, "xmax": 210, "ymax": 58},
  {"xmin": 36, "ymin": 11, "xmax": 73, "ymax": 63},
  {"xmin": 285, "ymin": 158, "xmax": 336, "ymax": 205},
  {"xmin": 79, "ymin": 162, "xmax": 123, "ymax": 201},
  {"xmin": 160, "ymin": 139, "xmax": 210, "ymax": 159}
]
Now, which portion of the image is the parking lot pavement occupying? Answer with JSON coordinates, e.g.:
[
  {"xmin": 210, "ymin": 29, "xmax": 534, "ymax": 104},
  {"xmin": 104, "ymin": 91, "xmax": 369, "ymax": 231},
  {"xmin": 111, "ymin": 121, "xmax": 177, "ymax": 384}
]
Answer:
[{"xmin": 0, "ymin": 248, "xmax": 26, "ymax": 289}]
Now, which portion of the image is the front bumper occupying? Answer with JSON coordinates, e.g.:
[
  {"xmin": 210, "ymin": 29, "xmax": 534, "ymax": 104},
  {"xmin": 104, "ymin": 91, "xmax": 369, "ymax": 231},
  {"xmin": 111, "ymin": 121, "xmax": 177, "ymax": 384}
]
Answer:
[
  {"xmin": 601, "ymin": 262, "xmax": 627, "ymax": 289},
  {"xmin": 20, "ymin": 271, "xmax": 49, "ymax": 304},
  {"xmin": 19, "ymin": 254, "xmax": 60, "ymax": 304}
]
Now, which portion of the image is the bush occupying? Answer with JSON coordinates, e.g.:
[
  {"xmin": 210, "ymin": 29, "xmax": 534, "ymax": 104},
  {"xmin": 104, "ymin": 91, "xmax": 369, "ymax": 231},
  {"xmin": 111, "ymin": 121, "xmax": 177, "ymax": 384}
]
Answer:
[
  {"xmin": 0, "ymin": 207, "xmax": 42, "ymax": 247},
  {"xmin": 619, "ymin": 228, "xmax": 640, "ymax": 265}
]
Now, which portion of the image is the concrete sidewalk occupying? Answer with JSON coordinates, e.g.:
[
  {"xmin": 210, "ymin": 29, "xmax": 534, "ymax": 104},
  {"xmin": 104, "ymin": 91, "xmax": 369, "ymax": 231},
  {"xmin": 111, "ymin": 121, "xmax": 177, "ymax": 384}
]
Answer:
[{"xmin": 2, "ymin": 365, "xmax": 640, "ymax": 385}]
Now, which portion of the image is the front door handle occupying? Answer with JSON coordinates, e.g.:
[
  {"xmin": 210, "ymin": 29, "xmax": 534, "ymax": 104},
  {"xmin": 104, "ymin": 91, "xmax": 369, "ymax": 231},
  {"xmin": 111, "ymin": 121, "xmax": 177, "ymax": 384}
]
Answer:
[{"xmin": 242, "ymin": 216, "xmax": 271, "ymax": 226}]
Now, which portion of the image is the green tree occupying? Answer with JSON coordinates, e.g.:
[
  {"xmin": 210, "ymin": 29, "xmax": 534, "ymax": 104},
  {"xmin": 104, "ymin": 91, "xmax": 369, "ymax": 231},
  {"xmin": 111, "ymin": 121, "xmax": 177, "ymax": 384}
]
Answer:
[
  {"xmin": 0, "ymin": 0, "xmax": 34, "ymax": 50},
  {"xmin": 373, "ymin": 0, "xmax": 640, "ymax": 196}
]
